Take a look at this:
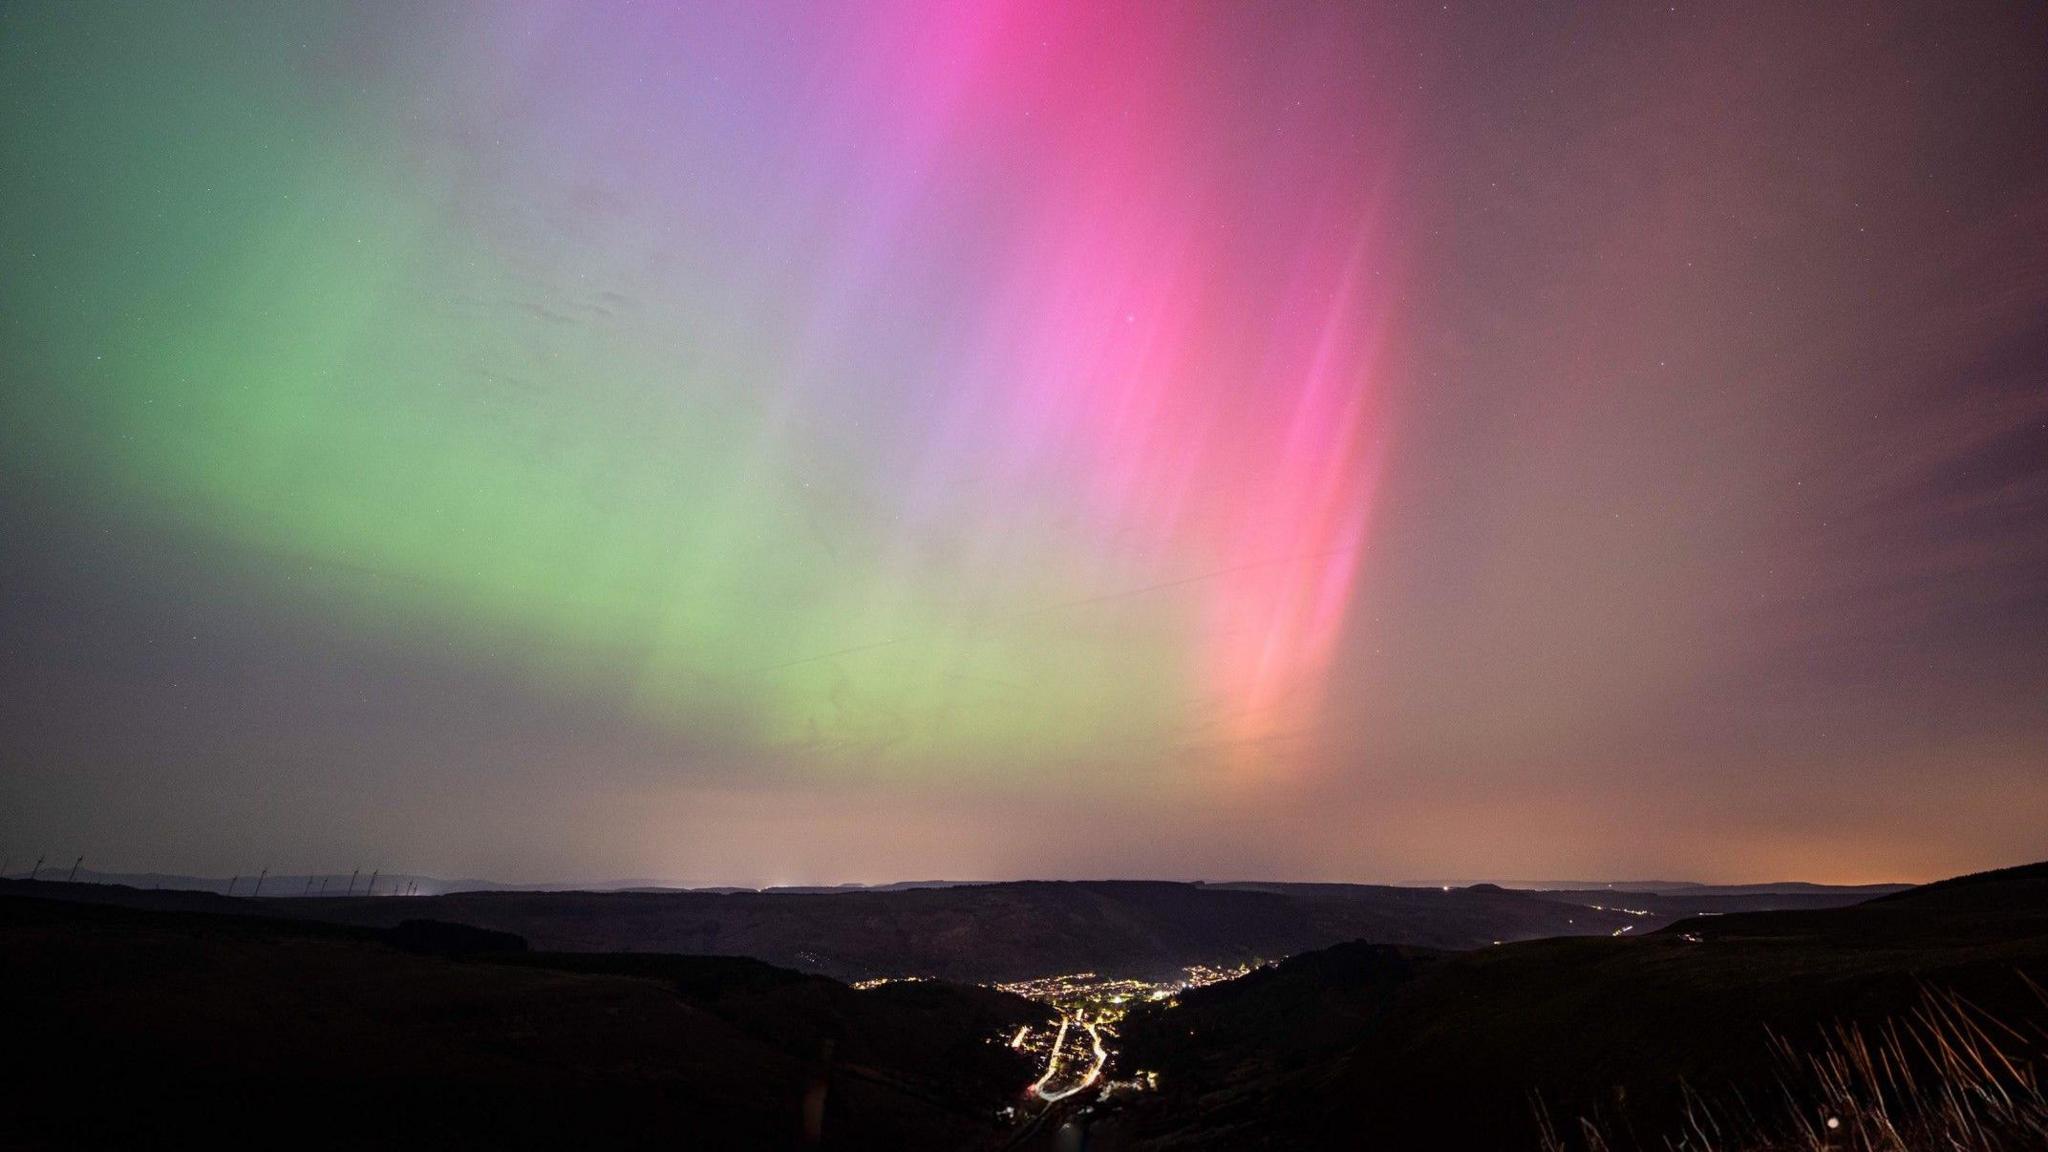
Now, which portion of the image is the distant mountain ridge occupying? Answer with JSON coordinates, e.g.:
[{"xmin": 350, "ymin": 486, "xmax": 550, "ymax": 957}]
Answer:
[
  {"xmin": 0, "ymin": 868, "xmax": 1043, "ymax": 896},
  {"xmin": 0, "ymin": 873, "xmax": 1889, "ymax": 982},
  {"xmin": 1509, "ymin": 879, "xmax": 1912, "ymax": 896},
  {"xmin": 0, "ymin": 866, "xmax": 1910, "ymax": 899}
]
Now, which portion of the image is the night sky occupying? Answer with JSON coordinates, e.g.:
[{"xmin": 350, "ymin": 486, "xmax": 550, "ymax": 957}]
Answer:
[{"xmin": 3, "ymin": 2, "xmax": 2044, "ymax": 886}]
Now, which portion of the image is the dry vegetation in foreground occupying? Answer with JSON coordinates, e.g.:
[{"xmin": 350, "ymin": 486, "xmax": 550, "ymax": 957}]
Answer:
[{"xmin": 1539, "ymin": 977, "xmax": 2048, "ymax": 1152}]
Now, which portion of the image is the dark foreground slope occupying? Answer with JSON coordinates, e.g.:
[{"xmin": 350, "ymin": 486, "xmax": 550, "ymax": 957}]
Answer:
[
  {"xmin": 0, "ymin": 894, "xmax": 1051, "ymax": 1150},
  {"xmin": 1100, "ymin": 862, "xmax": 2048, "ymax": 1150},
  {"xmin": 0, "ymin": 877, "xmax": 1807, "ymax": 982}
]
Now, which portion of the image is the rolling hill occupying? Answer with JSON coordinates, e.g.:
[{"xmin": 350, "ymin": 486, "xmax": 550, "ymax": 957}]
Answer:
[
  {"xmin": 0, "ymin": 893, "xmax": 1050, "ymax": 1150},
  {"xmin": 1097, "ymin": 861, "xmax": 2048, "ymax": 1149},
  {"xmin": 0, "ymin": 875, "xmax": 1879, "ymax": 983}
]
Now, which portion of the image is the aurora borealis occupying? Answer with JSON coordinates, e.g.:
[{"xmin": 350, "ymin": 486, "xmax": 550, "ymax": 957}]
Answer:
[
  {"xmin": 6, "ymin": 1, "xmax": 1395, "ymax": 771},
  {"xmin": 4, "ymin": 2, "xmax": 2046, "ymax": 885}
]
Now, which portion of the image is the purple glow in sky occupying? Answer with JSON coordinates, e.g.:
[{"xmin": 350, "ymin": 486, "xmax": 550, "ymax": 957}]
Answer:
[{"xmin": 2, "ymin": 1, "xmax": 2045, "ymax": 886}]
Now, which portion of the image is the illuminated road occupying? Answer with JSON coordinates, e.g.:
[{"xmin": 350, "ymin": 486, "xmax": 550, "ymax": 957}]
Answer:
[{"xmin": 1031, "ymin": 1013, "xmax": 1108, "ymax": 1103}]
